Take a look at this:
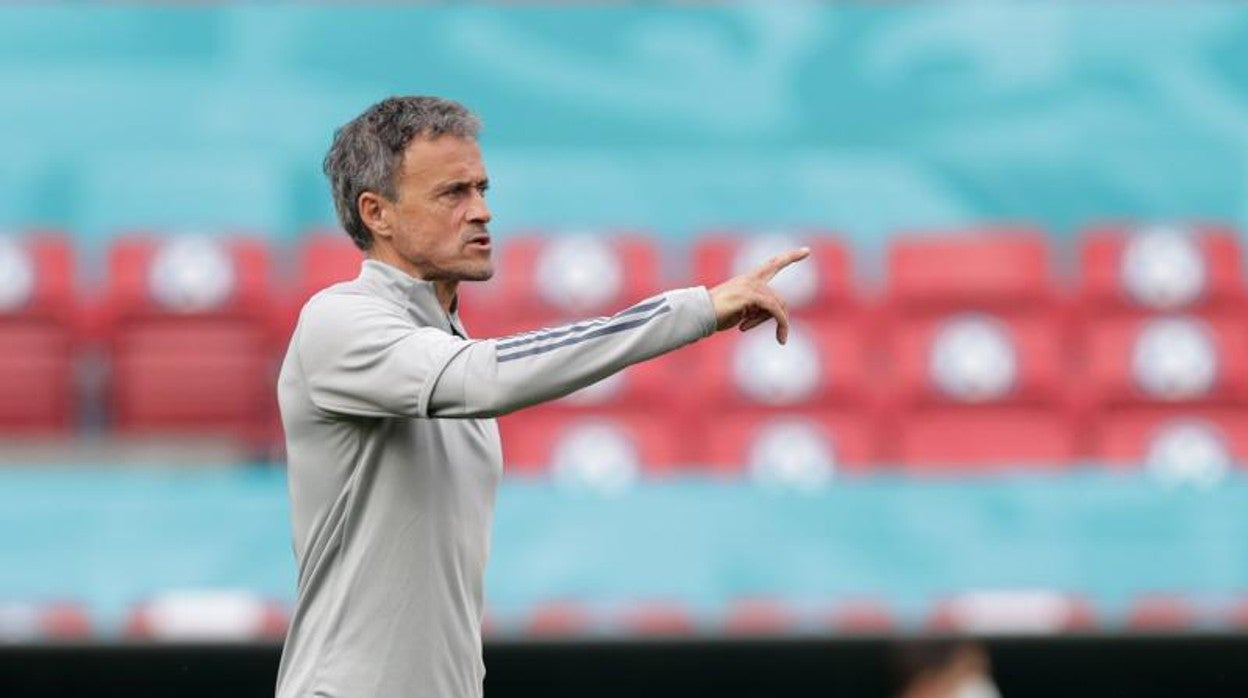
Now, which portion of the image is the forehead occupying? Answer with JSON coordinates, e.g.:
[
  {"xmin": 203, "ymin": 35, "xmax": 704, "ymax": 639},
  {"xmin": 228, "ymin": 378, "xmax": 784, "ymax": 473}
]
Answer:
[{"xmin": 398, "ymin": 135, "xmax": 486, "ymax": 185}]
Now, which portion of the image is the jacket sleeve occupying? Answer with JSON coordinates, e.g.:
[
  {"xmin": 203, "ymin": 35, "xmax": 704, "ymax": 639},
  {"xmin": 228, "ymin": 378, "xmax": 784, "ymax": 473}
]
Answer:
[
  {"xmin": 427, "ymin": 287, "xmax": 716, "ymax": 418},
  {"xmin": 296, "ymin": 292, "xmax": 475, "ymax": 418}
]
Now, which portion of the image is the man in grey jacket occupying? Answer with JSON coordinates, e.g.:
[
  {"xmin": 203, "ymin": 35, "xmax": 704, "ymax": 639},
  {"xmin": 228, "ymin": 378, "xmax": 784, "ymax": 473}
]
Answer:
[{"xmin": 275, "ymin": 95, "xmax": 808, "ymax": 698}]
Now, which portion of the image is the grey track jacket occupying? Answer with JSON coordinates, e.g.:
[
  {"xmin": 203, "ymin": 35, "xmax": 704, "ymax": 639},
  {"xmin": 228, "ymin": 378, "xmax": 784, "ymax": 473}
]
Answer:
[{"xmin": 275, "ymin": 259, "xmax": 716, "ymax": 698}]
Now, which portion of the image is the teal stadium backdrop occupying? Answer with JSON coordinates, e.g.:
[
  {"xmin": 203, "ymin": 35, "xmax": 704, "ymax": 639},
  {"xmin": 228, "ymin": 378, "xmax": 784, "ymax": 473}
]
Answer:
[
  {"xmin": 2, "ymin": 3, "xmax": 1248, "ymax": 638},
  {"xmin": 4, "ymin": 468, "xmax": 1248, "ymax": 635},
  {"xmin": 0, "ymin": 4, "xmax": 1246, "ymax": 247}
]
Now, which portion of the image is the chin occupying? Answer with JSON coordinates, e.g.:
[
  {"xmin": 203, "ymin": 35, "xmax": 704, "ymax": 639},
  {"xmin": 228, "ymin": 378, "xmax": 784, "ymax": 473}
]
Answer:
[{"xmin": 458, "ymin": 264, "xmax": 494, "ymax": 282}]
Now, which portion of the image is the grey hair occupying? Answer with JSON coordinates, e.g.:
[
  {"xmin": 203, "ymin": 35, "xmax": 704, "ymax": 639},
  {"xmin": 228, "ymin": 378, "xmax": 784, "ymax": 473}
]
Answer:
[{"xmin": 323, "ymin": 96, "xmax": 482, "ymax": 250}]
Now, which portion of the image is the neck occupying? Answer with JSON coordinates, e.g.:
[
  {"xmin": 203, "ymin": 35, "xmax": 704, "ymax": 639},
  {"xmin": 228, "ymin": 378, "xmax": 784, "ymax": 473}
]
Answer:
[
  {"xmin": 366, "ymin": 249, "xmax": 458, "ymax": 314},
  {"xmin": 432, "ymin": 280, "xmax": 458, "ymax": 314}
]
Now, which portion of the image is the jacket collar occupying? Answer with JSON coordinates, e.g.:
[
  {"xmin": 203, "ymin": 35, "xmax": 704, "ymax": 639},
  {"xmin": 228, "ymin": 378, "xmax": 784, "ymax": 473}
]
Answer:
[{"xmin": 357, "ymin": 259, "xmax": 468, "ymax": 337}]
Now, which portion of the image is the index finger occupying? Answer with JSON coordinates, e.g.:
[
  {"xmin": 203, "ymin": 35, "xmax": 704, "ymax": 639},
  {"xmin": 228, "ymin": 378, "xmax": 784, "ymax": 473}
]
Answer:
[{"xmin": 754, "ymin": 247, "xmax": 811, "ymax": 283}]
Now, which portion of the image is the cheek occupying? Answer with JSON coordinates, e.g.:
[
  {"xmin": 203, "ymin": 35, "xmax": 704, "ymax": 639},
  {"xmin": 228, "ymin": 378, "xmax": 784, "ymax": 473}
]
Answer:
[{"xmin": 399, "ymin": 205, "xmax": 447, "ymax": 245}]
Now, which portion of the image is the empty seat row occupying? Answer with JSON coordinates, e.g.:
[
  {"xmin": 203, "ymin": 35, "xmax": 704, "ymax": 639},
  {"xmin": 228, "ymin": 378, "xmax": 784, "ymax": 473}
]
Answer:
[
  {"xmin": 5, "ymin": 221, "xmax": 1233, "ymax": 337},
  {"xmin": 0, "ymin": 224, "xmax": 1244, "ymax": 475},
  {"xmin": 1, "ymin": 223, "xmax": 1237, "ymax": 340}
]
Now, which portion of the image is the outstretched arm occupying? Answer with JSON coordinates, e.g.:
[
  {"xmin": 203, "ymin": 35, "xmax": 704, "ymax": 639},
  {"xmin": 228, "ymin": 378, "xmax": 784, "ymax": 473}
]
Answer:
[{"xmin": 427, "ymin": 247, "xmax": 810, "ymax": 418}]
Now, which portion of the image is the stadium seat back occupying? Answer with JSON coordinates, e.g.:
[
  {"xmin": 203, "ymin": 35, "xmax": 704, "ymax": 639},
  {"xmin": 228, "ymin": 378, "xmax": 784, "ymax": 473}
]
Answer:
[
  {"xmin": 884, "ymin": 311, "xmax": 1076, "ymax": 468},
  {"xmin": 1082, "ymin": 316, "xmax": 1248, "ymax": 406},
  {"xmin": 1079, "ymin": 223, "xmax": 1243, "ymax": 316},
  {"xmin": 691, "ymin": 231, "xmax": 854, "ymax": 317},
  {"xmin": 701, "ymin": 411, "xmax": 876, "ymax": 478},
  {"xmin": 489, "ymin": 233, "xmax": 662, "ymax": 332},
  {"xmin": 886, "ymin": 229, "xmax": 1055, "ymax": 311},
  {"xmin": 889, "ymin": 313, "xmax": 1066, "ymax": 406},
  {"xmin": 111, "ymin": 322, "xmax": 275, "ymax": 435},
  {"xmin": 101, "ymin": 233, "xmax": 273, "ymax": 330},
  {"xmin": 0, "ymin": 323, "xmax": 74, "ymax": 430},
  {"xmin": 0, "ymin": 232, "xmax": 75, "ymax": 320},
  {"xmin": 1093, "ymin": 408, "xmax": 1248, "ymax": 469},
  {"xmin": 296, "ymin": 231, "xmax": 364, "ymax": 303},
  {"xmin": 99, "ymin": 234, "xmax": 278, "ymax": 438},
  {"xmin": 497, "ymin": 411, "xmax": 684, "ymax": 479},
  {"xmin": 696, "ymin": 318, "xmax": 873, "ymax": 410},
  {"xmin": 0, "ymin": 232, "xmax": 77, "ymax": 432},
  {"xmin": 894, "ymin": 406, "xmax": 1078, "ymax": 468}
]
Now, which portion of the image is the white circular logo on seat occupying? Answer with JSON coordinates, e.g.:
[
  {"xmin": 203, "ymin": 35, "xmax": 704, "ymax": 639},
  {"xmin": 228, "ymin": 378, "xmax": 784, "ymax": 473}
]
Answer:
[
  {"xmin": 747, "ymin": 419, "xmax": 835, "ymax": 492},
  {"xmin": 1131, "ymin": 317, "xmax": 1217, "ymax": 400},
  {"xmin": 929, "ymin": 314, "xmax": 1018, "ymax": 402},
  {"xmin": 732, "ymin": 324, "xmax": 821, "ymax": 405},
  {"xmin": 1146, "ymin": 419, "xmax": 1231, "ymax": 488},
  {"xmin": 1120, "ymin": 225, "xmax": 1206, "ymax": 310},
  {"xmin": 535, "ymin": 235, "xmax": 623, "ymax": 314},
  {"xmin": 732, "ymin": 233, "xmax": 819, "ymax": 309},
  {"xmin": 0, "ymin": 236, "xmax": 35, "ymax": 311},
  {"xmin": 550, "ymin": 421, "xmax": 640, "ymax": 494},
  {"xmin": 148, "ymin": 236, "xmax": 236, "ymax": 312}
]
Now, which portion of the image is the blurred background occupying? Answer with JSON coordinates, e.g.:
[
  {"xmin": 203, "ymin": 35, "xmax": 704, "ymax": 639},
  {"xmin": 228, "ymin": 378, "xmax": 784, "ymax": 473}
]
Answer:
[{"xmin": 2, "ymin": 2, "xmax": 1248, "ymax": 696}]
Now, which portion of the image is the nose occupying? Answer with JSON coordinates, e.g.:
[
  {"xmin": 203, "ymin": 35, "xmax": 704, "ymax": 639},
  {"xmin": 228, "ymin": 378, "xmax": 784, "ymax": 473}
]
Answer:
[{"xmin": 468, "ymin": 190, "xmax": 491, "ymax": 225}]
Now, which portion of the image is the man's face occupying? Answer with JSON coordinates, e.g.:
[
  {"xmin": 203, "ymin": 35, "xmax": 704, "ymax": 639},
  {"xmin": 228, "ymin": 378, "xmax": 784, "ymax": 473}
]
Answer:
[{"xmin": 380, "ymin": 135, "xmax": 493, "ymax": 282}]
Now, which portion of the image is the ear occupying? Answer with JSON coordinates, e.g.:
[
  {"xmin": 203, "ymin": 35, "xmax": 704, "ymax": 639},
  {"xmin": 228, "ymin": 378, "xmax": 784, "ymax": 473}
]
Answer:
[{"xmin": 357, "ymin": 191, "xmax": 393, "ymax": 243}]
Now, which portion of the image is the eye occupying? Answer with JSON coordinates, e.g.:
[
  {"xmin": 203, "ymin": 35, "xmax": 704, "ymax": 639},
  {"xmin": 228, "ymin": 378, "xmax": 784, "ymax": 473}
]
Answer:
[{"xmin": 439, "ymin": 181, "xmax": 487, "ymax": 201}]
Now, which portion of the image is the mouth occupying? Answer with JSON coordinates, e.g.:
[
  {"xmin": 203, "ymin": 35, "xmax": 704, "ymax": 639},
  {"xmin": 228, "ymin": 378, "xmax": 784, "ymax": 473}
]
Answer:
[{"xmin": 466, "ymin": 233, "xmax": 492, "ymax": 249}]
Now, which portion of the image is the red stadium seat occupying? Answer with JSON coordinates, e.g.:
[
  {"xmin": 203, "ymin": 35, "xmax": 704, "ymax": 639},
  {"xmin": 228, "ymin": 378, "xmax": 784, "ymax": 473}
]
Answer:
[
  {"xmin": 880, "ymin": 230, "xmax": 1074, "ymax": 468},
  {"xmin": 1082, "ymin": 315, "xmax": 1248, "ymax": 469},
  {"xmin": 0, "ymin": 232, "xmax": 77, "ymax": 432},
  {"xmin": 1082, "ymin": 316, "xmax": 1248, "ymax": 407},
  {"xmin": 481, "ymin": 232, "xmax": 663, "ymax": 336},
  {"xmin": 98, "ymin": 233, "xmax": 279, "ymax": 442},
  {"xmin": 451, "ymin": 246, "xmax": 508, "ymax": 340},
  {"xmin": 496, "ymin": 340, "xmax": 692, "ymax": 477},
  {"xmin": 689, "ymin": 318, "xmax": 879, "ymax": 474},
  {"xmin": 690, "ymin": 235, "xmax": 878, "ymax": 475},
  {"xmin": 703, "ymin": 412, "xmax": 875, "ymax": 478},
  {"xmin": 1078, "ymin": 222, "xmax": 1243, "ymax": 318},
  {"xmin": 886, "ymin": 228, "xmax": 1057, "ymax": 312},
  {"xmin": 1075, "ymin": 224, "xmax": 1248, "ymax": 468},
  {"xmin": 897, "ymin": 408, "xmax": 1076, "ymax": 468},
  {"xmin": 279, "ymin": 230, "xmax": 366, "ymax": 355},
  {"xmin": 691, "ymin": 230, "xmax": 856, "ymax": 319},
  {"xmin": 890, "ymin": 315, "xmax": 1067, "ymax": 405},
  {"xmin": 497, "ymin": 410, "xmax": 684, "ymax": 479},
  {"xmin": 696, "ymin": 319, "xmax": 874, "ymax": 410},
  {"xmin": 884, "ymin": 312, "xmax": 1076, "ymax": 468},
  {"xmin": 1094, "ymin": 409, "xmax": 1248, "ymax": 466},
  {"xmin": 294, "ymin": 230, "xmax": 365, "ymax": 304}
]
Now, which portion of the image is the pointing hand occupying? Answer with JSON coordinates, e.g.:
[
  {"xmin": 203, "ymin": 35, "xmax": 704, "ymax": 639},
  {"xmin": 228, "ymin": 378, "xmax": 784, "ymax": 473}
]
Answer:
[{"xmin": 707, "ymin": 247, "xmax": 811, "ymax": 344}]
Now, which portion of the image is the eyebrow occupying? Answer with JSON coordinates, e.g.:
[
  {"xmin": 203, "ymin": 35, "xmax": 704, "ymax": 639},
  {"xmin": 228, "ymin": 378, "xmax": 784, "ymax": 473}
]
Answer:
[{"xmin": 436, "ymin": 178, "xmax": 489, "ymax": 193}]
